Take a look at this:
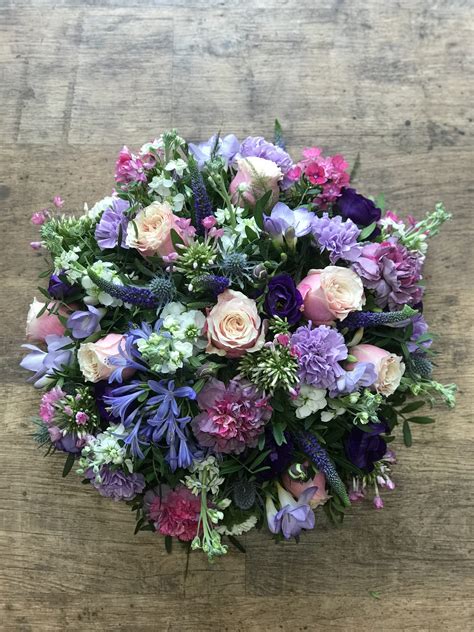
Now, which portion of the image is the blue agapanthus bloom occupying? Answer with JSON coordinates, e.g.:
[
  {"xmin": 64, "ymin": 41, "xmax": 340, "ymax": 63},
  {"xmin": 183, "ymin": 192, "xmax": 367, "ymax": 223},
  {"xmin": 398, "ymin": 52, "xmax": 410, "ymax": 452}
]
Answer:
[
  {"xmin": 104, "ymin": 379, "xmax": 197, "ymax": 470},
  {"xmin": 108, "ymin": 321, "xmax": 165, "ymax": 383}
]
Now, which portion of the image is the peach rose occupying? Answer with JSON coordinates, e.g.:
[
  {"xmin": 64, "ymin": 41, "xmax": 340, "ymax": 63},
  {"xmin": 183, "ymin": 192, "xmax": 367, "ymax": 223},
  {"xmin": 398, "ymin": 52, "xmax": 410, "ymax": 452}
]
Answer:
[
  {"xmin": 25, "ymin": 298, "xmax": 68, "ymax": 343},
  {"xmin": 282, "ymin": 467, "xmax": 329, "ymax": 509},
  {"xmin": 125, "ymin": 201, "xmax": 182, "ymax": 257},
  {"xmin": 205, "ymin": 289, "xmax": 267, "ymax": 358},
  {"xmin": 229, "ymin": 156, "xmax": 282, "ymax": 208},
  {"xmin": 297, "ymin": 266, "xmax": 365, "ymax": 325},
  {"xmin": 77, "ymin": 333, "xmax": 134, "ymax": 383},
  {"xmin": 349, "ymin": 344, "xmax": 405, "ymax": 397}
]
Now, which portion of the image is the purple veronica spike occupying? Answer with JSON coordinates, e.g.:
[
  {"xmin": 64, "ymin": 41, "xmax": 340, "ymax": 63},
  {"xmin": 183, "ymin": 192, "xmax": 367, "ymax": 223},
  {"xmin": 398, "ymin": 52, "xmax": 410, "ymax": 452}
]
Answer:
[
  {"xmin": 343, "ymin": 305, "xmax": 418, "ymax": 330},
  {"xmin": 189, "ymin": 161, "xmax": 214, "ymax": 234}
]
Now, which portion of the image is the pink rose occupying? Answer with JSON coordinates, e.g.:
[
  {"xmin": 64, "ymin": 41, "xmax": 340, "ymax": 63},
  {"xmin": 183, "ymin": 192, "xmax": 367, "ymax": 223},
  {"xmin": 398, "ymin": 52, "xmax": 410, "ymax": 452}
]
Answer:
[
  {"xmin": 77, "ymin": 333, "xmax": 134, "ymax": 383},
  {"xmin": 125, "ymin": 201, "xmax": 183, "ymax": 258},
  {"xmin": 205, "ymin": 289, "xmax": 267, "ymax": 358},
  {"xmin": 282, "ymin": 468, "xmax": 329, "ymax": 509},
  {"xmin": 229, "ymin": 156, "xmax": 282, "ymax": 208},
  {"xmin": 25, "ymin": 298, "xmax": 68, "ymax": 343},
  {"xmin": 349, "ymin": 344, "xmax": 405, "ymax": 397},
  {"xmin": 297, "ymin": 266, "xmax": 365, "ymax": 325}
]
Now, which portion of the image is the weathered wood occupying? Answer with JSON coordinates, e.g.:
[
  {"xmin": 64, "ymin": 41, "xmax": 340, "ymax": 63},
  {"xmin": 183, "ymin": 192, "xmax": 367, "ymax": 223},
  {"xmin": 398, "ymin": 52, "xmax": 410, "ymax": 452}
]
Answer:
[{"xmin": 0, "ymin": 1, "xmax": 473, "ymax": 630}]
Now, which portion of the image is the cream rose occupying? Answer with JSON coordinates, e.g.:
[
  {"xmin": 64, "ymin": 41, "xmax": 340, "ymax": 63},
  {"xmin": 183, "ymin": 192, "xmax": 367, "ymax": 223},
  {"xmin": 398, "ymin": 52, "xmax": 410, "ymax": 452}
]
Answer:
[
  {"xmin": 349, "ymin": 344, "xmax": 405, "ymax": 397},
  {"xmin": 229, "ymin": 156, "xmax": 282, "ymax": 208},
  {"xmin": 205, "ymin": 289, "xmax": 267, "ymax": 358},
  {"xmin": 297, "ymin": 266, "xmax": 365, "ymax": 325},
  {"xmin": 78, "ymin": 333, "xmax": 134, "ymax": 383},
  {"xmin": 125, "ymin": 201, "xmax": 181, "ymax": 257}
]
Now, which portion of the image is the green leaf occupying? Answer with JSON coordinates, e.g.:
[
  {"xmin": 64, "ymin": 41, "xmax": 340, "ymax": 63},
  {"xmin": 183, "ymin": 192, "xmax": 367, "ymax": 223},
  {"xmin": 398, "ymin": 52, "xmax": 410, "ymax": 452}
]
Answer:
[
  {"xmin": 349, "ymin": 152, "xmax": 361, "ymax": 181},
  {"xmin": 399, "ymin": 401, "xmax": 425, "ymax": 414},
  {"xmin": 407, "ymin": 416, "xmax": 435, "ymax": 424},
  {"xmin": 253, "ymin": 190, "xmax": 272, "ymax": 229},
  {"xmin": 403, "ymin": 420, "xmax": 412, "ymax": 447},
  {"xmin": 359, "ymin": 221, "xmax": 377, "ymax": 241},
  {"xmin": 374, "ymin": 193, "xmax": 385, "ymax": 211},
  {"xmin": 245, "ymin": 225, "xmax": 259, "ymax": 242},
  {"xmin": 272, "ymin": 422, "xmax": 286, "ymax": 447},
  {"xmin": 165, "ymin": 535, "xmax": 173, "ymax": 554},
  {"xmin": 170, "ymin": 228, "xmax": 184, "ymax": 248},
  {"xmin": 62, "ymin": 452, "xmax": 76, "ymax": 478}
]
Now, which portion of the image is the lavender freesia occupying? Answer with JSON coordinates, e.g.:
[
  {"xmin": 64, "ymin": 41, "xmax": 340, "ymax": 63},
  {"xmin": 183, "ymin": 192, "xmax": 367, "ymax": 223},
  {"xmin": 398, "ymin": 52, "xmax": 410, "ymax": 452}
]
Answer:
[
  {"xmin": 189, "ymin": 134, "xmax": 240, "ymax": 168},
  {"xmin": 264, "ymin": 202, "xmax": 314, "ymax": 247},
  {"xmin": 266, "ymin": 484, "xmax": 316, "ymax": 539},
  {"xmin": 20, "ymin": 335, "xmax": 74, "ymax": 388},
  {"xmin": 67, "ymin": 305, "xmax": 104, "ymax": 339}
]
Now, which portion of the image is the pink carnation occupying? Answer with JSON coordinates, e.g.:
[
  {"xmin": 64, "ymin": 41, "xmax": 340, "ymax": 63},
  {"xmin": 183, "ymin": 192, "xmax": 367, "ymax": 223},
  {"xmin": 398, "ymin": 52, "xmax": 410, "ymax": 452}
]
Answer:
[
  {"xmin": 146, "ymin": 486, "xmax": 201, "ymax": 542},
  {"xmin": 191, "ymin": 378, "xmax": 272, "ymax": 454},
  {"xmin": 39, "ymin": 386, "xmax": 65, "ymax": 424}
]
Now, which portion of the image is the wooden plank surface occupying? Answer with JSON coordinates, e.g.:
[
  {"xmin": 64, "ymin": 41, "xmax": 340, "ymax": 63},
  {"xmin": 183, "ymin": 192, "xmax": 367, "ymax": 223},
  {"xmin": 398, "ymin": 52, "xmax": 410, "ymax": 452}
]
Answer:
[{"xmin": 1, "ymin": 1, "xmax": 473, "ymax": 630}]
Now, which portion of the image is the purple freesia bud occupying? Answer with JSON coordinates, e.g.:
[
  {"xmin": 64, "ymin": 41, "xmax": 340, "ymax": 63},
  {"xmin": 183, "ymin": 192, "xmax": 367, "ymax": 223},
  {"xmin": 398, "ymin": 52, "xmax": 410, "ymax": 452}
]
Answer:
[
  {"xmin": 47, "ymin": 272, "xmax": 75, "ymax": 299},
  {"xmin": 20, "ymin": 335, "xmax": 74, "ymax": 388},
  {"xmin": 67, "ymin": 305, "xmax": 104, "ymax": 339},
  {"xmin": 266, "ymin": 484, "xmax": 316, "ymax": 539},
  {"xmin": 263, "ymin": 202, "xmax": 314, "ymax": 246}
]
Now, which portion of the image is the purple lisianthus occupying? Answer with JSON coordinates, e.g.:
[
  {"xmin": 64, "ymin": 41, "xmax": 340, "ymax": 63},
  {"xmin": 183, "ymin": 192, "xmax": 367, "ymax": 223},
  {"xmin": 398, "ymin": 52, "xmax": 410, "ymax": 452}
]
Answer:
[
  {"xmin": 94, "ymin": 381, "xmax": 121, "ymax": 424},
  {"xmin": 336, "ymin": 188, "xmax": 382, "ymax": 226},
  {"xmin": 20, "ymin": 335, "xmax": 74, "ymax": 388},
  {"xmin": 257, "ymin": 430, "xmax": 295, "ymax": 482},
  {"xmin": 86, "ymin": 465, "xmax": 145, "ymax": 501},
  {"xmin": 352, "ymin": 239, "xmax": 424, "ymax": 309},
  {"xmin": 189, "ymin": 134, "xmax": 240, "ymax": 168},
  {"xmin": 239, "ymin": 136, "xmax": 294, "ymax": 189},
  {"xmin": 67, "ymin": 305, "xmax": 104, "ymax": 339},
  {"xmin": 264, "ymin": 273, "xmax": 303, "ymax": 324},
  {"xmin": 329, "ymin": 361, "xmax": 377, "ymax": 397},
  {"xmin": 291, "ymin": 324, "xmax": 348, "ymax": 390},
  {"xmin": 312, "ymin": 213, "xmax": 362, "ymax": 263},
  {"xmin": 266, "ymin": 485, "xmax": 316, "ymax": 539},
  {"xmin": 264, "ymin": 202, "xmax": 314, "ymax": 246},
  {"xmin": 95, "ymin": 197, "xmax": 130, "ymax": 249},
  {"xmin": 47, "ymin": 272, "xmax": 75, "ymax": 299},
  {"xmin": 344, "ymin": 422, "xmax": 388, "ymax": 473}
]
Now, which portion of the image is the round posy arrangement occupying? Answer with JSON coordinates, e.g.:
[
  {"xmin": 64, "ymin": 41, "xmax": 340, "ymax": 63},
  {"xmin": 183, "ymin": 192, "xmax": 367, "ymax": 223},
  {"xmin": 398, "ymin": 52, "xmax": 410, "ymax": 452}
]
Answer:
[{"xmin": 23, "ymin": 126, "xmax": 456, "ymax": 559}]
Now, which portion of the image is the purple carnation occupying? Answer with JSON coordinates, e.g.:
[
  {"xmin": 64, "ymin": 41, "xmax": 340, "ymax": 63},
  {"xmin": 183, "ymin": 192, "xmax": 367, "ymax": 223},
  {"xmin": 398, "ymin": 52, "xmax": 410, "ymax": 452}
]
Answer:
[
  {"xmin": 291, "ymin": 325, "xmax": 348, "ymax": 390},
  {"xmin": 239, "ymin": 136, "xmax": 294, "ymax": 189},
  {"xmin": 264, "ymin": 273, "xmax": 303, "ymax": 324},
  {"xmin": 86, "ymin": 466, "xmax": 145, "ymax": 501},
  {"xmin": 312, "ymin": 213, "xmax": 362, "ymax": 263},
  {"xmin": 336, "ymin": 188, "xmax": 382, "ymax": 226},
  {"xmin": 352, "ymin": 239, "xmax": 424, "ymax": 309},
  {"xmin": 95, "ymin": 198, "xmax": 130, "ymax": 249}
]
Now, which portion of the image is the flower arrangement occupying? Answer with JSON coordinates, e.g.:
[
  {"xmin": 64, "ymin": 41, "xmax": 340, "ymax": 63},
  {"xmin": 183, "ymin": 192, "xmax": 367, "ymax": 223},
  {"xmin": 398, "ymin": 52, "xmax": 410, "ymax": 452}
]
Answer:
[{"xmin": 22, "ymin": 124, "xmax": 456, "ymax": 560}]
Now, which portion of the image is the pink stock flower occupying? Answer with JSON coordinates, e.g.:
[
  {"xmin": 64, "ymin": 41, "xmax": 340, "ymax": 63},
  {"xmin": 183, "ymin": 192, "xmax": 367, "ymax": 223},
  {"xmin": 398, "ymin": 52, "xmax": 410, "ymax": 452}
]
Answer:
[
  {"xmin": 75, "ymin": 411, "xmax": 90, "ymax": 425},
  {"xmin": 201, "ymin": 216, "xmax": 217, "ymax": 230},
  {"xmin": 115, "ymin": 146, "xmax": 146, "ymax": 184},
  {"xmin": 39, "ymin": 386, "xmax": 65, "ymax": 423},
  {"xmin": 31, "ymin": 209, "xmax": 50, "ymax": 225},
  {"xmin": 25, "ymin": 298, "xmax": 68, "ymax": 343},
  {"xmin": 53, "ymin": 196, "xmax": 64, "ymax": 208},
  {"xmin": 146, "ymin": 486, "xmax": 201, "ymax": 542},
  {"xmin": 30, "ymin": 241, "xmax": 43, "ymax": 250}
]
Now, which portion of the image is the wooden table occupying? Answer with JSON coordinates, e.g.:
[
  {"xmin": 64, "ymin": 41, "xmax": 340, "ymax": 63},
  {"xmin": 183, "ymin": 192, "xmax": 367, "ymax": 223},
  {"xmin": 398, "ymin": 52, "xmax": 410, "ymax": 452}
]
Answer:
[{"xmin": 1, "ymin": 1, "xmax": 472, "ymax": 630}]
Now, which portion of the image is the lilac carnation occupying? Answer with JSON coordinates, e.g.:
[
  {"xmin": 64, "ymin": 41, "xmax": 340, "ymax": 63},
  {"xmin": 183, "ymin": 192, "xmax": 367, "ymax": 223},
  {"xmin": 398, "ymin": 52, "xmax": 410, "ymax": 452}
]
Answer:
[
  {"xmin": 86, "ymin": 466, "xmax": 145, "ymax": 501},
  {"xmin": 312, "ymin": 213, "xmax": 362, "ymax": 263},
  {"xmin": 192, "ymin": 378, "xmax": 272, "ymax": 454},
  {"xmin": 352, "ymin": 239, "xmax": 424, "ymax": 309},
  {"xmin": 239, "ymin": 136, "xmax": 294, "ymax": 189},
  {"xmin": 291, "ymin": 325, "xmax": 348, "ymax": 390},
  {"xmin": 95, "ymin": 198, "xmax": 130, "ymax": 249}
]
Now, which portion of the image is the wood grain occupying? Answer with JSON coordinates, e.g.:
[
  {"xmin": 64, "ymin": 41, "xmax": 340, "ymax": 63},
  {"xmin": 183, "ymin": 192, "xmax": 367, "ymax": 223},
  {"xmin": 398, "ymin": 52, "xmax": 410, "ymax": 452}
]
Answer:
[{"xmin": 1, "ymin": 1, "xmax": 473, "ymax": 630}]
